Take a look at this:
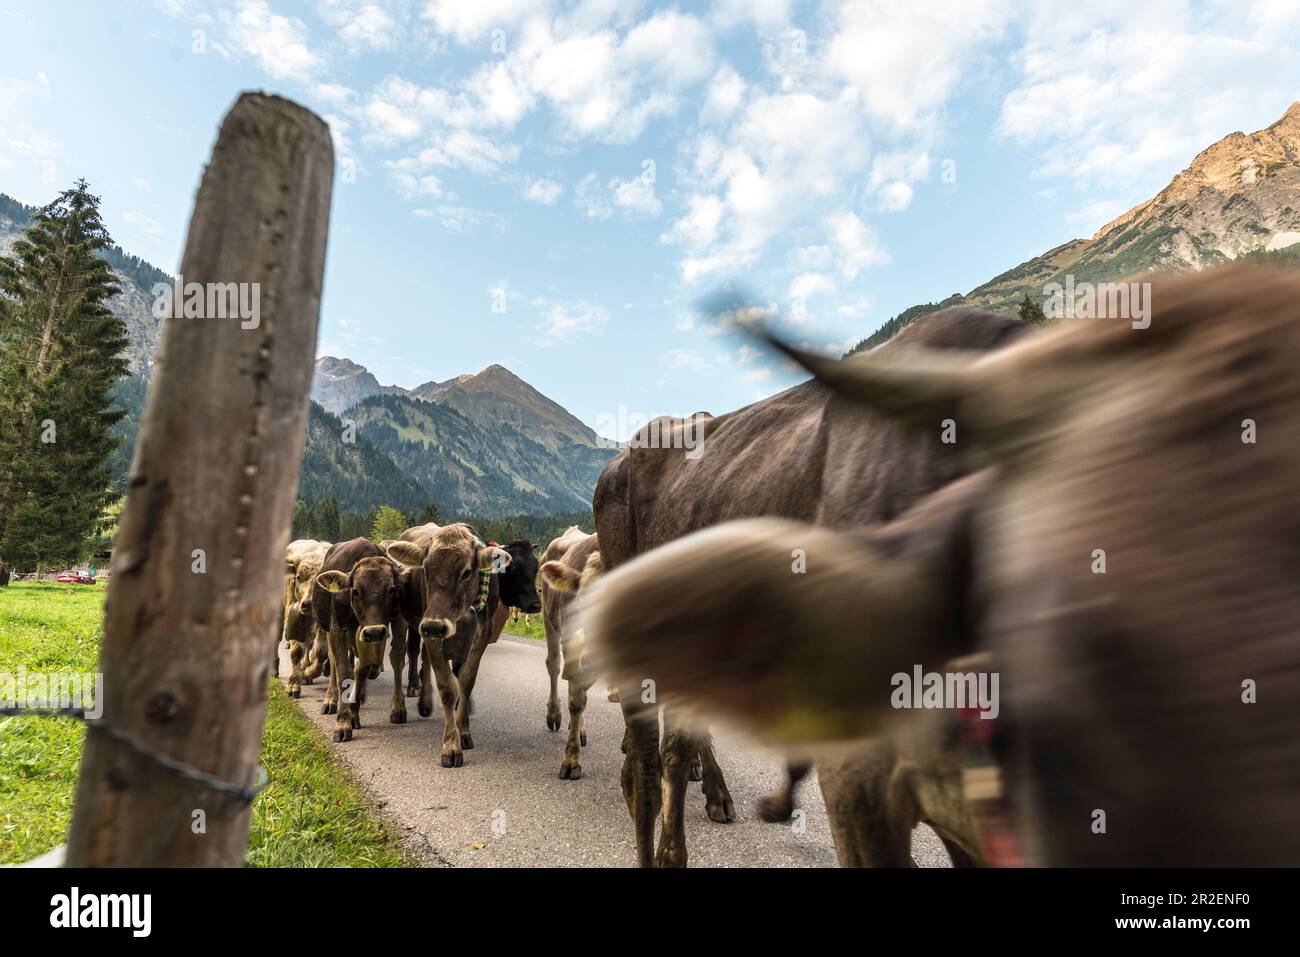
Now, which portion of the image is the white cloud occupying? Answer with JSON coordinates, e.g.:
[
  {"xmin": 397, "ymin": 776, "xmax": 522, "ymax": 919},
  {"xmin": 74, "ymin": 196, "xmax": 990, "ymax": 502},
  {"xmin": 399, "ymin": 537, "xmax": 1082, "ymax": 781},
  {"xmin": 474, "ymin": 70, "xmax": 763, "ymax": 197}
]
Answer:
[
  {"xmin": 701, "ymin": 63, "xmax": 746, "ymax": 122},
  {"xmin": 610, "ymin": 173, "xmax": 661, "ymax": 217},
  {"xmin": 122, "ymin": 211, "xmax": 163, "ymax": 243},
  {"xmin": 317, "ymin": 0, "xmax": 401, "ymax": 51},
  {"xmin": 522, "ymin": 177, "xmax": 564, "ymax": 205},
  {"xmin": 825, "ymin": 0, "xmax": 1012, "ymax": 130},
  {"xmin": 789, "ymin": 271, "xmax": 837, "ymax": 302},
  {"xmin": 574, "ymin": 172, "xmax": 612, "ymax": 220},
  {"xmin": 826, "ymin": 211, "xmax": 889, "ymax": 280},
  {"xmin": 997, "ymin": 2, "xmax": 1300, "ymax": 188},
  {"xmin": 663, "ymin": 348, "xmax": 709, "ymax": 372},
  {"xmin": 224, "ymin": 0, "xmax": 322, "ymax": 82},
  {"xmin": 423, "ymin": 0, "xmax": 546, "ymax": 45},
  {"xmin": 533, "ymin": 296, "xmax": 608, "ymax": 345}
]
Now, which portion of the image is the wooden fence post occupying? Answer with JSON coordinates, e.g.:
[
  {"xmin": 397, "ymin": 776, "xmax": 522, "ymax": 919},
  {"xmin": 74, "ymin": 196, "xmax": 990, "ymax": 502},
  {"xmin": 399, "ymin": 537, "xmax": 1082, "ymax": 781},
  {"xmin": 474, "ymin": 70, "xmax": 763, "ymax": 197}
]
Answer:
[{"xmin": 64, "ymin": 93, "xmax": 333, "ymax": 866}]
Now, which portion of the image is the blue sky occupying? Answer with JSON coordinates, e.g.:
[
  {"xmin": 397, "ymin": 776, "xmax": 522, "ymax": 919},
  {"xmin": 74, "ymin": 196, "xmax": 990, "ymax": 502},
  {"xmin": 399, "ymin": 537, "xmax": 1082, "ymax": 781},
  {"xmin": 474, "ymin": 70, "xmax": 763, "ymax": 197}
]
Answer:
[{"xmin": 1, "ymin": 1, "xmax": 1297, "ymax": 439}]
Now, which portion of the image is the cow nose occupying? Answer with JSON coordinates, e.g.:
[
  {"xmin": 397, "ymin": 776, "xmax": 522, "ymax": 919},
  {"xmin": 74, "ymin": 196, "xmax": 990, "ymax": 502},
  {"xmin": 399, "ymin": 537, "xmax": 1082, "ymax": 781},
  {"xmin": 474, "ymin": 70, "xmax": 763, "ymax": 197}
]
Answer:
[
  {"xmin": 524, "ymin": 602, "xmax": 542, "ymax": 614},
  {"xmin": 298, "ymin": 600, "xmax": 312, "ymax": 615},
  {"xmin": 360, "ymin": 625, "xmax": 387, "ymax": 643},
  {"xmin": 420, "ymin": 618, "xmax": 452, "ymax": 639}
]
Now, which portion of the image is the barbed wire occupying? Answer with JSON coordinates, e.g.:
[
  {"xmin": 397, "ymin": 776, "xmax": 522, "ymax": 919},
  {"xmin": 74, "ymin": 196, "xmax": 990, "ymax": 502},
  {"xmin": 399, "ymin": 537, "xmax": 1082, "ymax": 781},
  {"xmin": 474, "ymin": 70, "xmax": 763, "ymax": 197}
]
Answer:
[{"xmin": 0, "ymin": 706, "xmax": 269, "ymax": 804}]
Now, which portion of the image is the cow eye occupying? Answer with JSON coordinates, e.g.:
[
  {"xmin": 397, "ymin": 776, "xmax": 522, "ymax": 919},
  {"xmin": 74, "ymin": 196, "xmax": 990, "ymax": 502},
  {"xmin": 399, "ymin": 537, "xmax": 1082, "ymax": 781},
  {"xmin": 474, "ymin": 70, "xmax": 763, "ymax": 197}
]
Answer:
[{"xmin": 460, "ymin": 567, "xmax": 473, "ymax": 581}]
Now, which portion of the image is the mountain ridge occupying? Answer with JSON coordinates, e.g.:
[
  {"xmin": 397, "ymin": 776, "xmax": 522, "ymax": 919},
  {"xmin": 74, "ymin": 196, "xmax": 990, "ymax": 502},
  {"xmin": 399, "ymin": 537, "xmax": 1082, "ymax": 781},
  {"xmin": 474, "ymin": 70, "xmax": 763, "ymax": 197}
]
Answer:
[{"xmin": 849, "ymin": 100, "xmax": 1300, "ymax": 353}]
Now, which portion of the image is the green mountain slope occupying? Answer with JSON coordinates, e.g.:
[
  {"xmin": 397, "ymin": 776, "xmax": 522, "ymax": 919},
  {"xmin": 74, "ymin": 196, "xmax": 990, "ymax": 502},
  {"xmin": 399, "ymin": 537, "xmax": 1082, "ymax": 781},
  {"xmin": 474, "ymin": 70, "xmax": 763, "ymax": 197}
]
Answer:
[{"xmin": 352, "ymin": 393, "xmax": 615, "ymax": 516}]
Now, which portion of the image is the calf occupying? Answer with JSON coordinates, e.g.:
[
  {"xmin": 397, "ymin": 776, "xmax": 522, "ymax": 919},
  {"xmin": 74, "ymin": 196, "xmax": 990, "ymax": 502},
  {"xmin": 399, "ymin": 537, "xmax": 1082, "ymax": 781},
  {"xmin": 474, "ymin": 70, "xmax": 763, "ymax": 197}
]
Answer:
[
  {"xmin": 583, "ymin": 266, "xmax": 1300, "ymax": 865},
  {"xmin": 311, "ymin": 537, "xmax": 416, "ymax": 742},
  {"xmin": 386, "ymin": 523, "xmax": 511, "ymax": 766}
]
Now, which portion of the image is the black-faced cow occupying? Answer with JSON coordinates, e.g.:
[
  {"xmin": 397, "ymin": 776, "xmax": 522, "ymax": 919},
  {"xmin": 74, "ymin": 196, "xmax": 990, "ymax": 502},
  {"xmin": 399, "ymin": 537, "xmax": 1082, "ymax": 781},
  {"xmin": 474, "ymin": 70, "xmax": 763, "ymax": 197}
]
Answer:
[
  {"xmin": 538, "ymin": 527, "xmax": 603, "ymax": 779},
  {"xmin": 386, "ymin": 523, "xmax": 511, "ymax": 766},
  {"xmin": 311, "ymin": 537, "xmax": 417, "ymax": 742},
  {"xmin": 591, "ymin": 305, "xmax": 1027, "ymax": 867},
  {"xmin": 583, "ymin": 265, "xmax": 1300, "ymax": 866}
]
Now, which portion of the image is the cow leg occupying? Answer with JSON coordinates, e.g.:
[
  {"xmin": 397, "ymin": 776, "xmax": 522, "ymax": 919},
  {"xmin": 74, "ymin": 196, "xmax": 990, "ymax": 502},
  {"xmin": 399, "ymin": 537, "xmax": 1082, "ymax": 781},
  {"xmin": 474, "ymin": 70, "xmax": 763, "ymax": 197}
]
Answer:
[
  {"xmin": 818, "ymin": 744, "xmax": 917, "ymax": 867},
  {"xmin": 618, "ymin": 681, "xmax": 661, "ymax": 868},
  {"xmin": 543, "ymin": 617, "xmax": 562, "ymax": 732},
  {"xmin": 388, "ymin": 622, "xmax": 407, "ymax": 724},
  {"xmin": 559, "ymin": 669, "xmax": 597, "ymax": 780},
  {"xmin": 696, "ymin": 731, "xmax": 736, "ymax": 823},
  {"xmin": 326, "ymin": 627, "xmax": 355, "ymax": 741},
  {"xmin": 655, "ymin": 711, "xmax": 695, "ymax": 868},
  {"xmin": 424, "ymin": 637, "xmax": 463, "ymax": 767},
  {"xmin": 416, "ymin": 627, "xmax": 435, "ymax": 718},
  {"xmin": 303, "ymin": 627, "xmax": 327, "ymax": 683},
  {"xmin": 406, "ymin": 627, "xmax": 422, "ymax": 698},
  {"xmin": 758, "ymin": 759, "xmax": 814, "ymax": 823},
  {"xmin": 452, "ymin": 629, "xmax": 490, "ymax": 750},
  {"xmin": 286, "ymin": 639, "xmax": 307, "ymax": 698}
]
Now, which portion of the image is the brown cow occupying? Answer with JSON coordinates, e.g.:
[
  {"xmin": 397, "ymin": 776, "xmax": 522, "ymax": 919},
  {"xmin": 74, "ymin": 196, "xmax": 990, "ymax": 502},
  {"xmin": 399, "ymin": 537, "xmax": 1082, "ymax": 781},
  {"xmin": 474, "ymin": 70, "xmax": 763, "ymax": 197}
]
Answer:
[
  {"xmin": 538, "ymin": 527, "xmax": 604, "ymax": 779},
  {"xmin": 0, "ymin": 559, "xmax": 9, "ymax": 587},
  {"xmin": 312, "ymin": 537, "xmax": 416, "ymax": 742},
  {"xmin": 583, "ymin": 265, "xmax": 1300, "ymax": 865},
  {"xmin": 386, "ymin": 523, "xmax": 511, "ymax": 766},
  {"xmin": 592, "ymin": 306, "xmax": 1027, "ymax": 867}
]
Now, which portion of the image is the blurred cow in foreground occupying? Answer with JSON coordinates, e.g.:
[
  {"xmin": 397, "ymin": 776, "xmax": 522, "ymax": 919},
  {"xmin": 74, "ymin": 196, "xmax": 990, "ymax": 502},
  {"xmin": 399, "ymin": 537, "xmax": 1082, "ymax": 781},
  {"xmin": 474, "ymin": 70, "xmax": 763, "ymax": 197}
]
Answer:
[
  {"xmin": 583, "ymin": 266, "xmax": 1300, "ymax": 865},
  {"xmin": 591, "ymin": 306, "xmax": 1027, "ymax": 867},
  {"xmin": 280, "ymin": 538, "xmax": 330, "ymax": 696}
]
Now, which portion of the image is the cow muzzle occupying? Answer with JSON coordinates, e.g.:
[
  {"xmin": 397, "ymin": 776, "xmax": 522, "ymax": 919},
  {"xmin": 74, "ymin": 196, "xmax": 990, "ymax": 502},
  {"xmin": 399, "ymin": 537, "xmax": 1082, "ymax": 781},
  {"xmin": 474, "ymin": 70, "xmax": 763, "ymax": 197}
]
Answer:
[
  {"xmin": 522, "ymin": 600, "xmax": 542, "ymax": 614},
  {"xmin": 359, "ymin": 624, "xmax": 388, "ymax": 643},
  {"xmin": 420, "ymin": 618, "xmax": 453, "ymax": 640}
]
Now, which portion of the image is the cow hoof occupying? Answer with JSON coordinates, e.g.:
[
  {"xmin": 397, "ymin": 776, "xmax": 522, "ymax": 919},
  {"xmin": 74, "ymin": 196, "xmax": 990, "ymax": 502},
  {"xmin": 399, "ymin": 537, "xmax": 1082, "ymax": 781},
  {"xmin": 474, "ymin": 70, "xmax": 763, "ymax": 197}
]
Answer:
[
  {"xmin": 303, "ymin": 677, "xmax": 314, "ymax": 686},
  {"xmin": 391, "ymin": 711, "xmax": 407, "ymax": 724},
  {"xmin": 460, "ymin": 732, "xmax": 474, "ymax": 750},
  {"xmin": 406, "ymin": 685, "xmax": 420, "ymax": 698},
  {"xmin": 560, "ymin": 762, "xmax": 582, "ymax": 780},
  {"xmin": 706, "ymin": 795, "xmax": 737, "ymax": 824},
  {"xmin": 606, "ymin": 688, "xmax": 620, "ymax": 703},
  {"xmin": 288, "ymin": 687, "xmax": 301, "ymax": 699},
  {"xmin": 333, "ymin": 726, "xmax": 352, "ymax": 743},
  {"xmin": 546, "ymin": 716, "xmax": 561, "ymax": 732},
  {"xmin": 655, "ymin": 846, "xmax": 687, "ymax": 868},
  {"xmin": 418, "ymin": 703, "xmax": 433, "ymax": 718},
  {"xmin": 440, "ymin": 751, "xmax": 463, "ymax": 768},
  {"xmin": 756, "ymin": 795, "xmax": 794, "ymax": 823},
  {"xmin": 580, "ymin": 733, "xmax": 588, "ymax": 747},
  {"xmin": 322, "ymin": 702, "xmax": 337, "ymax": 715}
]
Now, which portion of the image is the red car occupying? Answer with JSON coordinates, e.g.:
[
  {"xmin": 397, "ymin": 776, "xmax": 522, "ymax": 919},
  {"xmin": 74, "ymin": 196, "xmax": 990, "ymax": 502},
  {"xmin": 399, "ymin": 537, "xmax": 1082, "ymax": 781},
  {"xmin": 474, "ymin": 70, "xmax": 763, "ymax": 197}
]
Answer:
[{"xmin": 56, "ymin": 570, "xmax": 97, "ymax": 585}]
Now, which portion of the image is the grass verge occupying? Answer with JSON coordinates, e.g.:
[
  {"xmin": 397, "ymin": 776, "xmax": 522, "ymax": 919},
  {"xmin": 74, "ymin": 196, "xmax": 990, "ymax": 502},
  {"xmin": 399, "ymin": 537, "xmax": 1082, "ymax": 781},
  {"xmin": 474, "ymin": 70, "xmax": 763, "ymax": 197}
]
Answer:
[{"xmin": 0, "ymin": 581, "xmax": 412, "ymax": 867}]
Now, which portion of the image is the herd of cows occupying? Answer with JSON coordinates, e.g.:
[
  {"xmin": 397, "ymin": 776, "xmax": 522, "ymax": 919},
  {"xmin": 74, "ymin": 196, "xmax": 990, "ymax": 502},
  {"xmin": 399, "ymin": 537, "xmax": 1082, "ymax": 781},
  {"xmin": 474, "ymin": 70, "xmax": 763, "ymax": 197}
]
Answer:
[{"xmin": 276, "ymin": 265, "xmax": 1298, "ymax": 868}]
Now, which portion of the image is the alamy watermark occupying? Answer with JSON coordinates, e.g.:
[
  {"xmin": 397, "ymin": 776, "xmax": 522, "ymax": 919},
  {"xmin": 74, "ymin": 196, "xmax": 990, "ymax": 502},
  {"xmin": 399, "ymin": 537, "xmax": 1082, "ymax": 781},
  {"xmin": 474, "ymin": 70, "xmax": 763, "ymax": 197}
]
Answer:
[
  {"xmin": 1043, "ymin": 276, "xmax": 1151, "ymax": 330},
  {"xmin": 1, "ymin": 667, "xmax": 103, "ymax": 719},
  {"xmin": 891, "ymin": 665, "xmax": 999, "ymax": 719},
  {"xmin": 151, "ymin": 274, "xmax": 261, "ymax": 329},
  {"xmin": 593, "ymin": 405, "xmax": 707, "ymax": 460}
]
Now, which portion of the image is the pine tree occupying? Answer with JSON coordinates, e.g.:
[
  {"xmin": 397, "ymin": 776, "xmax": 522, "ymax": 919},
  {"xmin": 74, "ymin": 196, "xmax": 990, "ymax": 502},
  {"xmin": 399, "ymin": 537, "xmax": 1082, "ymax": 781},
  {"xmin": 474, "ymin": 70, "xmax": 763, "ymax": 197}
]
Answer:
[
  {"xmin": 0, "ymin": 181, "xmax": 128, "ymax": 568},
  {"xmin": 316, "ymin": 497, "xmax": 341, "ymax": 542},
  {"xmin": 371, "ymin": 505, "xmax": 408, "ymax": 542},
  {"xmin": 1018, "ymin": 292, "xmax": 1048, "ymax": 326},
  {"xmin": 417, "ymin": 502, "xmax": 440, "ymax": 525}
]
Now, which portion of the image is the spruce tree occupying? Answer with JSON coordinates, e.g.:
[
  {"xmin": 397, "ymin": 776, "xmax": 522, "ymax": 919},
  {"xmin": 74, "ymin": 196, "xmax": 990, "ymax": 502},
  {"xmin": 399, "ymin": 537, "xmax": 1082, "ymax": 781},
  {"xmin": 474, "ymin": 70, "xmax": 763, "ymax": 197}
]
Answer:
[
  {"xmin": 0, "ymin": 180, "xmax": 127, "ymax": 568},
  {"xmin": 316, "ymin": 496, "xmax": 341, "ymax": 541}
]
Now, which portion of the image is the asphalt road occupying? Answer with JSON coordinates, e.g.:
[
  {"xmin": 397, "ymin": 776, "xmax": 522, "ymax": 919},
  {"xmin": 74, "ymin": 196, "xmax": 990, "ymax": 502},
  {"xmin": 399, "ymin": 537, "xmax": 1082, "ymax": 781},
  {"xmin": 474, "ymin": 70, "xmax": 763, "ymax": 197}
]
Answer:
[{"xmin": 280, "ymin": 634, "xmax": 951, "ymax": 868}]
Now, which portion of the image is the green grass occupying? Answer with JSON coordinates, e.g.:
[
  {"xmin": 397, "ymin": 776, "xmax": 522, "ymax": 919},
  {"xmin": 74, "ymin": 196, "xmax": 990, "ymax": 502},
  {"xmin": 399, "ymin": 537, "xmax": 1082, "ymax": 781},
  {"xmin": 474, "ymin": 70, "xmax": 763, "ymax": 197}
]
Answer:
[
  {"xmin": 0, "ymin": 581, "xmax": 412, "ymax": 867},
  {"xmin": 502, "ymin": 612, "xmax": 547, "ymax": 641}
]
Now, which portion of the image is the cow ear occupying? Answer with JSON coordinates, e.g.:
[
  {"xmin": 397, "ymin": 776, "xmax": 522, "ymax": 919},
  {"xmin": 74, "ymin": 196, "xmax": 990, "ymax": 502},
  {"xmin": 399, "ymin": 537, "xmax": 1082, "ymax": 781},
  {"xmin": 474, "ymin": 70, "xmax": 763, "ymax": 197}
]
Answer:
[
  {"xmin": 317, "ymin": 570, "xmax": 350, "ymax": 594},
  {"xmin": 481, "ymin": 546, "xmax": 511, "ymax": 573},
  {"xmin": 386, "ymin": 541, "xmax": 425, "ymax": 568},
  {"xmin": 541, "ymin": 560, "xmax": 580, "ymax": 591},
  {"xmin": 579, "ymin": 480, "xmax": 981, "ymax": 745}
]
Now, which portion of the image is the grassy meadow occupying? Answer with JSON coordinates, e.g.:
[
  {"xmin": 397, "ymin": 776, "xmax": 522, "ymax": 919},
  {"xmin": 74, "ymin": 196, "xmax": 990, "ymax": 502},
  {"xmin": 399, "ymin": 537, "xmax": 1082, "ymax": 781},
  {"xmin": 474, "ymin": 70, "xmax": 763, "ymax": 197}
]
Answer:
[{"xmin": 0, "ymin": 581, "xmax": 411, "ymax": 867}]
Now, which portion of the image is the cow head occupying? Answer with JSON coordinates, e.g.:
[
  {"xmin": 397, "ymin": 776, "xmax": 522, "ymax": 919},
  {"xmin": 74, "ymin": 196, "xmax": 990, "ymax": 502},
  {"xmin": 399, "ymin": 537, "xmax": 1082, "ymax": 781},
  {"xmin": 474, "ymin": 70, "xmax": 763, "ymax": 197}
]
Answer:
[
  {"xmin": 583, "ymin": 266, "xmax": 1300, "ymax": 864},
  {"xmin": 497, "ymin": 539, "xmax": 542, "ymax": 613},
  {"xmin": 385, "ymin": 524, "xmax": 512, "ymax": 640},
  {"xmin": 317, "ymin": 555, "xmax": 409, "ymax": 644}
]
